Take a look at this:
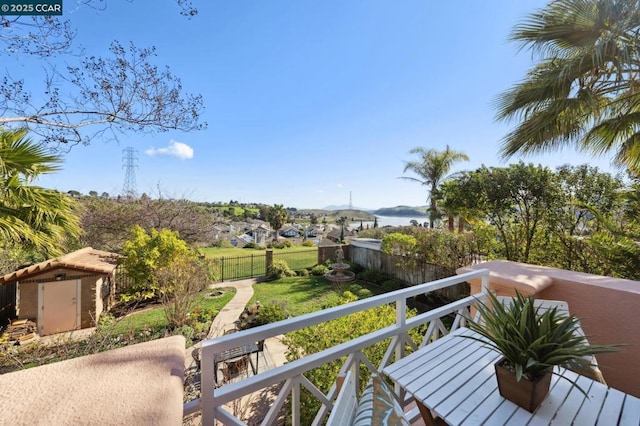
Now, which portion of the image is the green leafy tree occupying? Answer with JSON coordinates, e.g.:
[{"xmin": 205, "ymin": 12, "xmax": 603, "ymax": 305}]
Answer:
[
  {"xmin": 549, "ymin": 165, "xmax": 624, "ymax": 271},
  {"xmin": 401, "ymin": 145, "xmax": 469, "ymax": 228},
  {"xmin": 381, "ymin": 232, "xmax": 418, "ymax": 282},
  {"xmin": 496, "ymin": 0, "xmax": 640, "ymax": 171},
  {"xmin": 464, "ymin": 163, "xmax": 562, "ymax": 263},
  {"xmin": 0, "ymin": 128, "xmax": 80, "ymax": 256},
  {"xmin": 121, "ymin": 225, "xmax": 191, "ymax": 300},
  {"xmin": 439, "ymin": 177, "xmax": 479, "ymax": 233}
]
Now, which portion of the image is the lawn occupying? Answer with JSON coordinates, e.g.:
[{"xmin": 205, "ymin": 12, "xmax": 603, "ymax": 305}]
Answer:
[
  {"xmin": 201, "ymin": 245, "xmax": 317, "ymax": 258},
  {"xmin": 248, "ymin": 276, "xmax": 384, "ymax": 318},
  {"xmin": 203, "ymin": 246, "xmax": 319, "ymax": 280},
  {"xmin": 109, "ymin": 287, "xmax": 236, "ymax": 336}
]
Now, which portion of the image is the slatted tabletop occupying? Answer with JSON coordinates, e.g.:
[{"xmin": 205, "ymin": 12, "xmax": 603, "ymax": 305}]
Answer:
[{"xmin": 383, "ymin": 327, "xmax": 640, "ymax": 425}]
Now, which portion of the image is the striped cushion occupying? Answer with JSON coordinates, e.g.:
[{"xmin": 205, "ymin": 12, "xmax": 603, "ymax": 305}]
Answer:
[{"xmin": 352, "ymin": 374, "xmax": 410, "ymax": 426}]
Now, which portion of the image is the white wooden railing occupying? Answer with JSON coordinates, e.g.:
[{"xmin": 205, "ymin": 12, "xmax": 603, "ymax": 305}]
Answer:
[{"xmin": 184, "ymin": 269, "xmax": 490, "ymax": 425}]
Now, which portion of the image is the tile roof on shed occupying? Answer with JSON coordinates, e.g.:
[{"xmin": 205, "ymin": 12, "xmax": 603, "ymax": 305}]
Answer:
[{"xmin": 1, "ymin": 247, "xmax": 120, "ymax": 284}]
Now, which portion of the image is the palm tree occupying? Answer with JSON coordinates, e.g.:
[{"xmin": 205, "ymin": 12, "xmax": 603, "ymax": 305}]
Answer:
[
  {"xmin": 267, "ymin": 204, "xmax": 288, "ymax": 241},
  {"xmin": 401, "ymin": 145, "xmax": 469, "ymax": 228},
  {"xmin": 0, "ymin": 128, "xmax": 80, "ymax": 256},
  {"xmin": 496, "ymin": 0, "xmax": 640, "ymax": 171}
]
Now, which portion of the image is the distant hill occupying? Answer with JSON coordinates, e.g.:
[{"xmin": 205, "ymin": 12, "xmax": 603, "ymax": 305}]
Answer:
[
  {"xmin": 373, "ymin": 205, "xmax": 428, "ymax": 216},
  {"xmin": 297, "ymin": 209, "xmax": 375, "ymax": 220},
  {"xmin": 323, "ymin": 204, "xmax": 372, "ymax": 211}
]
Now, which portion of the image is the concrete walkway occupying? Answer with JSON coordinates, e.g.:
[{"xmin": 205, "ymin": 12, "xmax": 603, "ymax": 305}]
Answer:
[
  {"xmin": 207, "ymin": 278, "xmax": 257, "ymax": 337},
  {"xmin": 185, "ymin": 278, "xmax": 288, "ymax": 374},
  {"xmin": 184, "ymin": 278, "xmax": 289, "ymax": 424}
]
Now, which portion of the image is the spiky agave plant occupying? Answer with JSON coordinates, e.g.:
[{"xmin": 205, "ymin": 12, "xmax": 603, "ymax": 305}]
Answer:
[{"xmin": 465, "ymin": 291, "xmax": 617, "ymax": 383}]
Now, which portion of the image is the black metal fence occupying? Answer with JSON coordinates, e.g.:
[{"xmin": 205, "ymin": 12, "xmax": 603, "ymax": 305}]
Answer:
[
  {"xmin": 213, "ymin": 253, "xmax": 267, "ymax": 281},
  {"xmin": 0, "ymin": 282, "xmax": 17, "ymax": 327},
  {"xmin": 211, "ymin": 249, "xmax": 319, "ymax": 282}
]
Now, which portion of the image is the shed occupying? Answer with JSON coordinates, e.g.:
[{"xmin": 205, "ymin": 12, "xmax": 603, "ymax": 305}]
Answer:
[{"xmin": 0, "ymin": 247, "xmax": 120, "ymax": 336}]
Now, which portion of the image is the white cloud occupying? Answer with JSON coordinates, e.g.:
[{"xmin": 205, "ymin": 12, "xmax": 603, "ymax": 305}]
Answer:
[
  {"xmin": 336, "ymin": 183, "xmax": 343, "ymax": 188},
  {"xmin": 316, "ymin": 189, "xmax": 324, "ymax": 193},
  {"xmin": 145, "ymin": 140, "xmax": 194, "ymax": 160}
]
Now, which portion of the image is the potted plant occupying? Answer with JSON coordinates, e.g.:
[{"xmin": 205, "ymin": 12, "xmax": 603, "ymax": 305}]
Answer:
[{"xmin": 464, "ymin": 291, "xmax": 617, "ymax": 412}]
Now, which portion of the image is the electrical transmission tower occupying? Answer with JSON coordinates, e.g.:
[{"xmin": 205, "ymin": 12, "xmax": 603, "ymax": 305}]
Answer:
[{"xmin": 122, "ymin": 147, "xmax": 138, "ymax": 197}]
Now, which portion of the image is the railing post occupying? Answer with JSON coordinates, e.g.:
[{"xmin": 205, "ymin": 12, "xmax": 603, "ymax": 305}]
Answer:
[
  {"xmin": 251, "ymin": 254, "xmax": 254, "ymax": 278},
  {"xmin": 395, "ymin": 298, "xmax": 406, "ymax": 361},
  {"xmin": 481, "ymin": 271, "xmax": 490, "ymax": 294},
  {"xmin": 201, "ymin": 346, "xmax": 215, "ymax": 424},
  {"xmin": 292, "ymin": 379, "xmax": 300, "ymax": 426},
  {"xmin": 394, "ymin": 297, "xmax": 406, "ymax": 398},
  {"xmin": 221, "ymin": 256, "xmax": 225, "ymax": 282}
]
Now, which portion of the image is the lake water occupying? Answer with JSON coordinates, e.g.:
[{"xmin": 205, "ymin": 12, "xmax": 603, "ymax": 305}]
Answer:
[{"xmin": 350, "ymin": 215, "xmax": 430, "ymax": 229}]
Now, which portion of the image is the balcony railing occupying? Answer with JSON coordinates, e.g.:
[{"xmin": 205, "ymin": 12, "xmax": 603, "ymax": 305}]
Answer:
[{"xmin": 184, "ymin": 268, "xmax": 490, "ymax": 425}]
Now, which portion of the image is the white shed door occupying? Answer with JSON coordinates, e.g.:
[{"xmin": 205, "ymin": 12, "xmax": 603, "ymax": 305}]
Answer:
[{"xmin": 40, "ymin": 280, "xmax": 79, "ymax": 336}]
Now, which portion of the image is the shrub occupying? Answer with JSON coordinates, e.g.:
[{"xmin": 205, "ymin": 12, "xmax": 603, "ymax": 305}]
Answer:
[
  {"xmin": 302, "ymin": 240, "xmax": 314, "ymax": 247},
  {"xmin": 254, "ymin": 301, "xmax": 289, "ymax": 325},
  {"xmin": 356, "ymin": 269, "xmax": 390, "ymax": 284},
  {"xmin": 282, "ymin": 239, "xmax": 293, "ymax": 248},
  {"xmin": 310, "ymin": 264, "xmax": 328, "ymax": 276},
  {"xmin": 381, "ymin": 280, "xmax": 401, "ymax": 292},
  {"xmin": 345, "ymin": 260, "xmax": 364, "ymax": 274},
  {"xmin": 296, "ymin": 269, "xmax": 310, "ymax": 277},
  {"xmin": 189, "ymin": 306, "xmax": 217, "ymax": 324},
  {"xmin": 173, "ymin": 325, "xmax": 195, "ymax": 347},
  {"xmin": 211, "ymin": 239, "xmax": 233, "ymax": 248},
  {"xmin": 267, "ymin": 259, "xmax": 295, "ymax": 279}
]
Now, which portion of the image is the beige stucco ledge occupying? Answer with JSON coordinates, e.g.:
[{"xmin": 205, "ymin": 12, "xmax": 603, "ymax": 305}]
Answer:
[
  {"xmin": 0, "ymin": 335, "xmax": 185, "ymax": 425},
  {"xmin": 457, "ymin": 260, "xmax": 554, "ymax": 296}
]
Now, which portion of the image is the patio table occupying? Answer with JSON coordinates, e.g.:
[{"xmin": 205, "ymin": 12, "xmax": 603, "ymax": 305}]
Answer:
[
  {"xmin": 383, "ymin": 327, "xmax": 640, "ymax": 425},
  {"xmin": 213, "ymin": 342, "xmax": 260, "ymax": 384}
]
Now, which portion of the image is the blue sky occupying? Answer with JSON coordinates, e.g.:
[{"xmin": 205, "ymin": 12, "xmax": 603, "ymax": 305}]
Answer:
[{"xmin": 25, "ymin": 1, "xmax": 618, "ymax": 209}]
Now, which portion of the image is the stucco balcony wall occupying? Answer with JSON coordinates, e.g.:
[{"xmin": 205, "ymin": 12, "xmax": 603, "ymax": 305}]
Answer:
[
  {"xmin": 459, "ymin": 260, "xmax": 640, "ymax": 398},
  {"xmin": 0, "ymin": 335, "xmax": 185, "ymax": 425}
]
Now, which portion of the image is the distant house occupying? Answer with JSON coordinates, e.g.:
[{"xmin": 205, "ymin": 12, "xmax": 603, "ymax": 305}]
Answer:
[
  {"xmin": 279, "ymin": 225, "xmax": 301, "ymax": 238},
  {"xmin": 211, "ymin": 224, "xmax": 229, "ymax": 241},
  {"xmin": 250, "ymin": 224, "xmax": 271, "ymax": 245},
  {"xmin": 326, "ymin": 227, "xmax": 355, "ymax": 243},
  {"xmin": 0, "ymin": 248, "xmax": 119, "ymax": 336},
  {"xmin": 230, "ymin": 234, "xmax": 250, "ymax": 248}
]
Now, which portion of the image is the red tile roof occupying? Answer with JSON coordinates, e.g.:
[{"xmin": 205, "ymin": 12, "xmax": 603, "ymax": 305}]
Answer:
[{"xmin": 1, "ymin": 247, "xmax": 120, "ymax": 283}]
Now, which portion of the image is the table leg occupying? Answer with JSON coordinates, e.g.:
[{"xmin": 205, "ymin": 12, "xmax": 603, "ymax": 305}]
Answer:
[
  {"xmin": 248, "ymin": 355, "xmax": 257, "ymax": 375},
  {"xmin": 417, "ymin": 401, "xmax": 438, "ymax": 426},
  {"xmin": 214, "ymin": 361, "xmax": 219, "ymax": 385}
]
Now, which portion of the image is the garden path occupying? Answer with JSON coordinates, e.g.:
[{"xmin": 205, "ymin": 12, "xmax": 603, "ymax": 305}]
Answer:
[
  {"xmin": 185, "ymin": 278, "xmax": 289, "ymax": 372},
  {"xmin": 185, "ymin": 278, "xmax": 290, "ymax": 424}
]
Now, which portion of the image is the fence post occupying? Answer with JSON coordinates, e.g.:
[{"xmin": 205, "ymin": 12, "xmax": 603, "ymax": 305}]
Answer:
[
  {"xmin": 221, "ymin": 256, "xmax": 225, "ymax": 282},
  {"xmin": 266, "ymin": 250, "xmax": 273, "ymax": 275},
  {"xmin": 251, "ymin": 254, "xmax": 254, "ymax": 278}
]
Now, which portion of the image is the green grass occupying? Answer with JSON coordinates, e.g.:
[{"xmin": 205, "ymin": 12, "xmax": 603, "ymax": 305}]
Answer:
[
  {"xmin": 110, "ymin": 287, "xmax": 236, "ymax": 335},
  {"xmin": 201, "ymin": 245, "xmax": 317, "ymax": 258},
  {"xmin": 248, "ymin": 277, "xmax": 384, "ymax": 317},
  {"xmin": 203, "ymin": 246, "xmax": 319, "ymax": 280}
]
